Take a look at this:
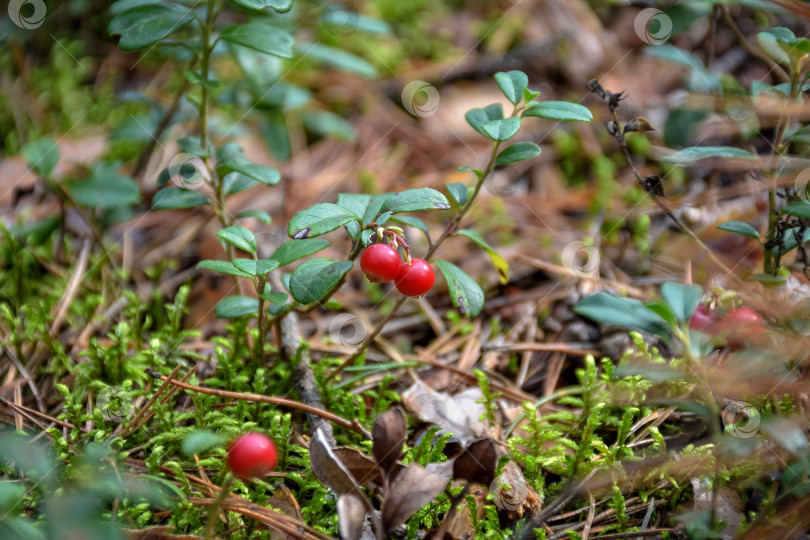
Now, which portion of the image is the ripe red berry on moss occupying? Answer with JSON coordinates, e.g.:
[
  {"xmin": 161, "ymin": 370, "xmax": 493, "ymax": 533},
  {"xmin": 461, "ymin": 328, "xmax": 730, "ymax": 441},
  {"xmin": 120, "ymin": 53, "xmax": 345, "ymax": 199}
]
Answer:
[
  {"xmin": 226, "ymin": 432, "xmax": 278, "ymax": 478},
  {"xmin": 360, "ymin": 244, "xmax": 402, "ymax": 283},
  {"xmin": 395, "ymin": 258, "xmax": 435, "ymax": 297}
]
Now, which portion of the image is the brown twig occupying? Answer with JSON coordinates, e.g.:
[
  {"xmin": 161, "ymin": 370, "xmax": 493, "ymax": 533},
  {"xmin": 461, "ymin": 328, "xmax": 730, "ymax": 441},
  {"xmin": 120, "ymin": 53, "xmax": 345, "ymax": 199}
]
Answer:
[{"xmin": 145, "ymin": 368, "xmax": 369, "ymax": 437}]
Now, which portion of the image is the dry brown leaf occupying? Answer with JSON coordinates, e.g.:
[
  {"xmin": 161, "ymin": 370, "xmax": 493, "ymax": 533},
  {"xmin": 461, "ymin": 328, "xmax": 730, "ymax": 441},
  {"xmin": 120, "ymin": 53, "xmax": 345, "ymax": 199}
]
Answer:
[
  {"xmin": 452, "ymin": 438, "xmax": 499, "ymax": 487},
  {"xmin": 265, "ymin": 485, "xmax": 303, "ymax": 540},
  {"xmin": 337, "ymin": 493, "xmax": 367, "ymax": 540},
  {"xmin": 372, "ymin": 408, "xmax": 406, "ymax": 475},
  {"xmin": 445, "ymin": 484, "xmax": 487, "ymax": 540},
  {"xmin": 401, "ymin": 380, "xmax": 486, "ymax": 443},
  {"xmin": 309, "ymin": 428, "xmax": 361, "ymax": 496},
  {"xmin": 382, "ymin": 461, "xmax": 453, "ymax": 531},
  {"xmin": 332, "ymin": 447, "xmax": 384, "ymax": 490}
]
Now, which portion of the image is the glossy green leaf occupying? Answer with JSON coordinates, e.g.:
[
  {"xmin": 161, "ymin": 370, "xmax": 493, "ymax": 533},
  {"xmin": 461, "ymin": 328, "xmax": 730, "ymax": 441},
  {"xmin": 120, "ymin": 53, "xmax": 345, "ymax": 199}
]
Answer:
[
  {"xmin": 184, "ymin": 70, "xmax": 220, "ymax": 89},
  {"xmin": 435, "ymin": 260, "xmax": 484, "ymax": 317},
  {"xmin": 270, "ymin": 239, "xmax": 330, "ymax": 266},
  {"xmin": 465, "ymin": 104, "xmax": 504, "ymax": 137},
  {"xmin": 446, "ymin": 182, "xmax": 468, "ymax": 206},
  {"xmin": 232, "ymin": 258, "xmax": 280, "ymax": 276},
  {"xmin": 661, "ymin": 146, "xmax": 760, "ymax": 165},
  {"xmin": 219, "ymin": 157, "xmax": 280, "ymax": 185},
  {"xmin": 220, "ymin": 23, "xmax": 294, "ymax": 59},
  {"xmin": 152, "ymin": 187, "xmax": 210, "ymax": 209},
  {"xmin": 181, "ymin": 430, "xmax": 228, "ymax": 456},
  {"xmin": 197, "ymin": 260, "xmax": 253, "ymax": 278},
  {"xmin": 217, "ymin": 225, "xmax": 257, "ymax": 254},
  {"xmin": 456, "ymin": 229, "xmax": 508, "ymax": 284},
  {"xmin": 495, "ymin": 142, "xmax": 541, "ymax": 166},
  {"xmin": 288, "ymin": 203, "xmax": 360, "ymax": 239},
  {"xmin": 223, "ymin": 173, "xmax": 258, "ymax": 195},
  {"xmin": 717, "ymin": 220, "xmax": 760, "ymax": 240},
  {"xmin": 21, "ymin": 137, "xmax": 58, "ymax": 178},
  {"xmin": 337, "ymin": 193, "xmax": 372, "ymax": 218},
  {"xmin": 494, "ymin": 70, "xmax": 529, "ymax": 105},
  {"xmin": 70, "ymin": 163, "xmax": 140, "ymax": 208},
  {"xmin": 480, "ymin": 117, "xmax": 521, "ymax": 142},
  {"xmin": 361, "ymin": 193, "xmax": 392, "ymax": 225},
  {"xmin": 261, "ymin": 291, "xmax": 288, "ymax": 304},
  {"xmin": 289, "ymin": 258, "xmax": 353, "ymax": 304},
  {"xmin": 215, "ymin": 296, "xmax": 259, "ymax": 318},
  {"xmin": 236, "ymin": 209, "xmax": 272, "ymax": 224},
  {"xmin": 109, "ymin": 4, "xmax": 194, "ymax": 51},
  {"xmin": 379, "ymin": 188, "xmax": 451, "ymax": 214},
  {"xmin": 295, "ymin": 42, "xmax": 378, "ymax": 78},
  {"xmin": 523, "ymin": 101, "xmax": 593, "ymax": 122},
  {"xmin": 574, "ymin": 292, "xmax": 671, "ymax": 341},
  {"xmin": 758, "ymin": 31, "xmax": 791, "ymax": 65},
  {"xmin": 227, "ymin": 0, "xmax": 292, "ymax": 13},
  {"xmin": 783, "ymin": 202, "xmax": 810, "ymax": 219},
  {"xmin": 661, "ymin": 282, "xmax": 702, "ymax": 324},
  {"xmin": 302, "ymin": 109, "xmax": 357, "ymax": 142},
  {"xmin": 178, "ymin": 136, "xmax": 210, "ymax": 158}
]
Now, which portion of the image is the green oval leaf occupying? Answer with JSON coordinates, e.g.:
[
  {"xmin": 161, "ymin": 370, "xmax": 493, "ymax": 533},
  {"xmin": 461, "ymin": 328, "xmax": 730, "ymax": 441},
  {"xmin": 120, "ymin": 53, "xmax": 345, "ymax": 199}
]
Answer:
[
  {"xmin": 287, "ymin": 203, "xmax": 360, "ymax": 239},
  {"xmin": 717, "ymin": 221, "xmax": 760, "ymax": 240},
  {"xmin": 661, "ymin": 146, "xmax": 760, "ymax": 165},
  {"xmin": 574, "ymin": 292, "xmax": 671, "ymax": 341},
  {"xmin": 660, "ymin": 282, "xmax": 702, "ymax": 324},
  {"xmin": 435, "ymin": 260, "xmax": 485, "ymax": 317},
  {"xmin": 109, "ymin": 4, "xmax": 195, "ymax": 51},
  {"xmin": 289, "ymin": 258, "xmax": 354, "ymax": 304},
  {"xmin": 197, "ymin": 260, "xmax": 253, "ymax": 278},
  {"xmin": 69, "ymin": 164, "xmax": 140, "ymax": 208},
  {"xmin": 494, "ymin": 70, "xmax": 529, "ymax": 105},
  {"xmin": 227, "ymin": 0, "xmax": 292, "ymax": 13},
  {"xmin": 181, "ymin": 430, "xmax": 229, "ymax": 456},
  {"xmin": 21, "ymin": 137, "xmax": 59, "ymax": 178},
  {"xmin": 379, "ymin": 188, "xmax": 451, "ymax": 214},
  {"xmin": 481, "ymin": 117, "xmax": 521, "ymax": 142},
  {"xmin": 783, "ymin": 202, "xmax": 810, "ymax": 219},
  {"xmin": 772, "ymin": 227, "xmax": 810, "ymax": 256},
  {"xmin": 152, "ymin": 187, "xmax": 210, "ymax": 209},
  {"xmin": 217, "ymin": 225, "xmax": 257, "ymax": 254},
  {"xmin": 465, "ymin": 104, "xmax": 504, "ymax": 137},
  {"xmin": 495, "ymin": 142, "xmax": 541, "ymax": 166},
  {"xmin": 270, "ymin": 239, "xmax": 331, "ymax": 266},
  {"xmin": 455, "ymin": 229, "xmax": 508, "ymax": 284},
  {"xmin": 215, "ymin": 296, "xmax": 259, "ymax": 318},
  {"xmin": 220, "ymin": 23, "xmax": 294, "ymax": 59},
  {"xmin": 235, "ymin": 209, "xmax": 272, "ymax": 225},
  {"xmin": 232, "ymin": 258, "xmax": 280, "ymax": 276},
  {"xmin": 523, "ymin": 101, "xmax": 592, "ymax": 122},
  {"xmin": 219, "ymin": 158, "xmax": 280, "ymax": 185},
  {"xmin": 446, "ymin": 182, "xmax": 468, "ymax": 207},
  {"xmin": 295, "ymin": 42, "xmax": 378, "ymax": 78}
]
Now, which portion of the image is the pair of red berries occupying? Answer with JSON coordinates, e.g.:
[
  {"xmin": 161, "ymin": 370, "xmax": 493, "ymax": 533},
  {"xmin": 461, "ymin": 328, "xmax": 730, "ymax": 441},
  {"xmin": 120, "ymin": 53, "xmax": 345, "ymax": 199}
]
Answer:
[
  {"xmin": 227, "ymin": 432, "xmax": 278, "ymax": 478},
  {"xmin": 360, "ymin": 243, "xmax": 435, "ymax": 297},
  {"xmin": 689, "ymin": 305, "xmax": 765, "ymax": 347}
]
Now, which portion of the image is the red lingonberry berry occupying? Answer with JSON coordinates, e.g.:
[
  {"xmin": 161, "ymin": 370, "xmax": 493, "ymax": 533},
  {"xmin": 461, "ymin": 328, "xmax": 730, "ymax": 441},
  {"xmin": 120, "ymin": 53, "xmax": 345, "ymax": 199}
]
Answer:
[
  {"xmin": 360, "ymin": 244, "xmax": 402, "ymax": 283},
  {"xmin": 395, "ymin": 258, "xmax": 434, "ymax": 297},
  {"xmin": 689, "ymin": 304, "xmax": 716, "ymax": 332},
  {"xmin": 226, "ymin": 432, "xmax": 278, "ymax": 478}
]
